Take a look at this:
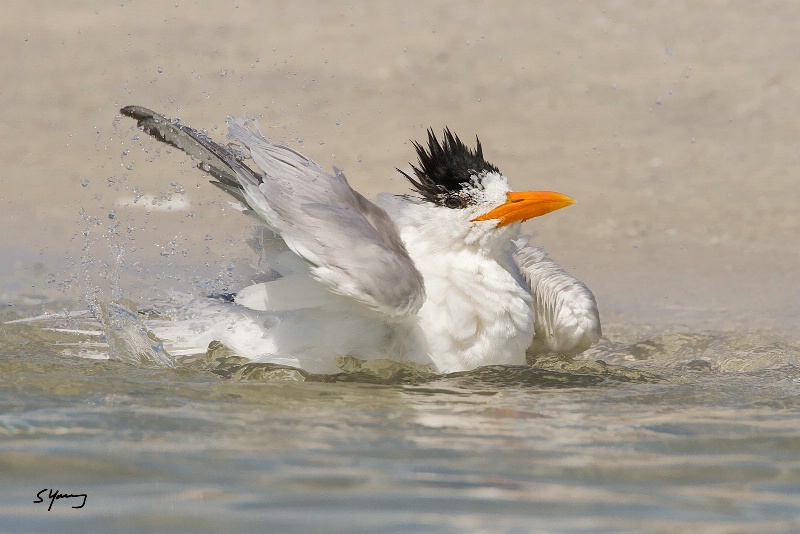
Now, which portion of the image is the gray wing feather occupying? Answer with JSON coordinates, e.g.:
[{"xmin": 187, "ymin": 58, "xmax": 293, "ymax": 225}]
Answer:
[
  {"xmin": 120, "ymin": 105, "xmax": 254, "ymax": 207},
  {"xmin": 121, "ymin": 106, "xmax": 425, "ymax": 319},
  {"xmin": 512, "ymin": 237, "xmax": 601, "ymax": 355},
  {"xmin": 224, "ymin": 118, "xmax": 424, "ymax": 318}
]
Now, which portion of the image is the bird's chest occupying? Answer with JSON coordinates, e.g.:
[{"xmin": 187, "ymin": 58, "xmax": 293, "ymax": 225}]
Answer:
[{"xmin": 416, "ymin": 252, "xmax": 535, "ymax": 371}]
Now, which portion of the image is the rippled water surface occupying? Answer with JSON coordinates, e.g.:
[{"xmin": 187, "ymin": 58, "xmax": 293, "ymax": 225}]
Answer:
[{"xmin": 2, "ymin": 303, "xmax": 799, "ymax": 532}]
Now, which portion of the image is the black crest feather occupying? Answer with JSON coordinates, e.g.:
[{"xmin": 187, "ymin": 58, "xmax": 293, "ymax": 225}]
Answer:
[{"xmin": 400, "ymin": 128, "xmax": 499, "ymax": 204}]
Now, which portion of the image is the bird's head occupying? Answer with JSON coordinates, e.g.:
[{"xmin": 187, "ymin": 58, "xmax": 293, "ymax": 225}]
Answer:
[{"xmin": 399, "ymin": 129, "xmax": 574, "ymax": 243}]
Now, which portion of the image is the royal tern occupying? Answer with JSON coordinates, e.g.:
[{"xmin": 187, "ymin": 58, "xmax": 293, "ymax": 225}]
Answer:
[{"xmin": 120, "ymin": 105, "xmax": 601, "ymax": 374}]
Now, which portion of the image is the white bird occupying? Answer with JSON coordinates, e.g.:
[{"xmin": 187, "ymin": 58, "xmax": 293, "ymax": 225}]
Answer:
[{"xmin": 120, "ymin": 106, "xmax": 601, "ymax": 374}]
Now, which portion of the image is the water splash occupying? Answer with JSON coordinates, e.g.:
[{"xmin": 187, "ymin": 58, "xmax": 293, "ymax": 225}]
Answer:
[
  {"xmin": 171, "ymin": 338, "xmax": 656, "ymax": 387},
  {"xmin": 581, "ymin": 330, "xmax": 800, "ymax": 375},
  {"xmin": 6, "ymin": 302, "xmax": 798, "ymax": 387},
  {"xmin": 92, "ymin": 299, "xmax": 174, "ymax": 368}
]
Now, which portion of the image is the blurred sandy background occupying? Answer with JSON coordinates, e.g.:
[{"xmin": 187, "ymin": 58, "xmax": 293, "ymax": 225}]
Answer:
[{"xmin": 1, "ymin": 1, "xmax": 797, "ymax": 335}]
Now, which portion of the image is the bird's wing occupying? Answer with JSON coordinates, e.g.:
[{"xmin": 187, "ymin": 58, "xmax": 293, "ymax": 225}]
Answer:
[
  {"xmin": 512, "ymin": 237, "xmax": 601, "ymax": 355},
  {"xmin": 121, "ymin": 106, "xmax": 425, "ymax": 319},
  {"xmin": 119, "ymin": 105, "xmax": 251, "ymax": 206}
]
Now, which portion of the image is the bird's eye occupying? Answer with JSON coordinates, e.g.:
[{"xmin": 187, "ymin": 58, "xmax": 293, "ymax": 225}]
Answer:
[{"xmin": 443, "ymin": 196, "xmax": 463, "ymax": 209}]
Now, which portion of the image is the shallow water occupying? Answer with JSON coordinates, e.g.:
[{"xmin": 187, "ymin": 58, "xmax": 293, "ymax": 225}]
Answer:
[{"xmin": 2, "ymin": 303, "xmax": 799, "ymax": 532}]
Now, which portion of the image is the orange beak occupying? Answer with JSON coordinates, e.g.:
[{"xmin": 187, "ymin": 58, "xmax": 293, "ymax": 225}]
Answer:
[{"xmin": 471, "ymin": 191, "xmax": 575, "ymax": 227}]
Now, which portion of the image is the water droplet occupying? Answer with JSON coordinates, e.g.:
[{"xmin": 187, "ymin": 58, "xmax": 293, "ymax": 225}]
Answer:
[
  {"xmin": 80, "ymin": 178, "xmax": 90, "ymax": 188},
  {"xmin": 157, "ymin": 66, "xmax": 163, "ymax": 74}
]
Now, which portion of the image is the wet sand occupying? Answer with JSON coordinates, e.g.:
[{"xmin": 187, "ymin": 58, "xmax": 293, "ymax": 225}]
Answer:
[{"xmin": 2, "ymin": 1, "xmax": 798, "ymax": 335}]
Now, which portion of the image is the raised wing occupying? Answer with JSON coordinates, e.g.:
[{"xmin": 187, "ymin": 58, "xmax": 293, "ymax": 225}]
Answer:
[
  {"xmin": 512, "ymin": 237, "xmax": 601, "ymax": 355},
  {"xmin": 121, "ymin": 106, "xmax": 425, "ymax": 319},
  {"xmin": 119, "ymin": 105, "xmax": 251, "ymax": 206}
]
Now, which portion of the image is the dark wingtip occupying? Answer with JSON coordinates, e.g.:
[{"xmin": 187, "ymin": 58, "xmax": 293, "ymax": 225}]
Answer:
[
  {"xmin": 120, "ymin": 105, "xmax": 160, "ymax": 121},
  {"xmin": 207, "ymin": 292, "xmax": 237, "ymax": 303}
]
